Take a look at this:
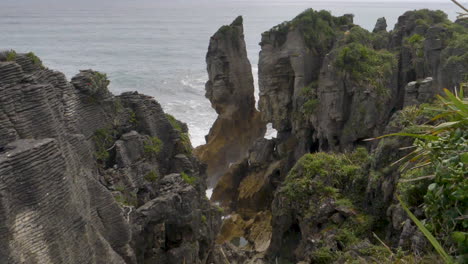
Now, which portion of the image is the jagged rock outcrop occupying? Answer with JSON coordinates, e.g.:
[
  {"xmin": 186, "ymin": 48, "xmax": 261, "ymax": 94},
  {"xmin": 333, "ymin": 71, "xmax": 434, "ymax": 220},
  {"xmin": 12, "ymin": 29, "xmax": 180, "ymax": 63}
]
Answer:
[
  {"xmin": 0, "ymin": 51, "xmax": 221, "ymax": 264},
  {"xmin": 205, "ymin": 9, "xmax": 467, "ymax": 263},
  {"xmin": 2, "ymin": 7, "xmax": 466, "ymax": 264},
  {"xmin": 259, "ymin": 9, "xmax": 466, "ymax": 263},
  {"xmin": 194, "ymin": 16, "xmax": 265, "ymax": 186},
  {"xmin": 403, "ymin": 77, "xmax": 435, "ymax": 106},
  {"xmin": 257, "ymin": 9, "xmax": 467, "ymax": 155},
  {"xmin": 373, "ymin": 17, "xmax": 387, "ymax": 32}
]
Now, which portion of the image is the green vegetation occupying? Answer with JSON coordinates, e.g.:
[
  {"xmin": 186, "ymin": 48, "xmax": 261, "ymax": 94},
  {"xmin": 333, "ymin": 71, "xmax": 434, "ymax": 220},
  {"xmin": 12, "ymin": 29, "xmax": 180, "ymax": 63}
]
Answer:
[
  {"xmin": 113, "ymin": 98, "xmax": 124, "ymax": 114},
  {"xmin": 301, "ymin": 99, "xmax": 318, "ymax": 115},
  {"xmin": 115, "ymin": 194, "xmax": 136, "ymax": 207},
  {"xmin": 311, "ymin": 247, "xmax": 336, "ymax": 263},
  {"xmin": 144, "ymin": 170, "xmax": 158, "ymax": 182},
  {"xmin": 91, "ymin": 71, "xmax": 110, "ymax": 91},
  {"xmin": 26, "ymin": 52, "xmax": 43, "ymax": 67},
  {"xmin": 201, "ymin": 215, "xmax": 207, "ymax": 224},
  {"xmin": 408, "ymin": 33, "xmax": 425, "ymax": 45},
  {"xmin": 444, "ymin": 33, "xmax": 468, "ymax": 68},
  {"xmin": 216, "ymin": 18, "xmax": 242, "ymax": 49},
  {"xmin": 115, "ymin": 185, "xmax": 125, "ymax": 192},
  {"xmin": 301, "ymin": 81, "xmax": 318, "ymax": 96},
  {"xmin": 166, "ymin": 113, "xmax": 192, "ymax": 153},
  {"xmin": 216, "ymin": 205, "xmax": 224, "ymax": 214},
  {"xmin": 179, "ymin": 132, "xmax": 192, "ymax": 153},
  {"xmin": 380, "ymin": 88, "xmax": 468, "ymax": 260},
  {"xmin": 300, "ymin": 82, "xmax": 319, "ymax": 115},
  {"xmin": 181, "ymin": 172, "xmax": 197, "ymax": 186},
  {"xmin": 267, "ymin": 9, "xmax": 352, "ymax": 51},
  {"xmin": 335, "ymin": 42, "xmax": 396, "ymax": 96},
  {"xmin": 92, "ymin": 128, "xmax": 117, "ymax": 164},
  {"xmin": 129, "ymin": 111, "xmax": 138, "ymax": 125},
  {"xmin": 282, "ymin": 147, "xmax": 369, "ymax": 207},
  {"xmin": 166, "ymin": 113, "xmax": 183, "ymax": 131},
  {"xmin": 342, "ymin": 26, "xmax": 374, "ymax": 45},
  {"xmin": 399, "ymin": 197, "xmax": 454, "ymax": 263},
  {"xmin": 406, "ymin": 33, "xmax": 426, "ymax": 58},
  {"xmin": 6, "ymin": 50, "xmax": 17, "ymax": 61},
  {"xmin": 411, "ymin": 9, "xmax": 449, "ymax": 27},
  {"xmin": 144, "ymin": 136, "xmax": 163, "ymax": 156}
]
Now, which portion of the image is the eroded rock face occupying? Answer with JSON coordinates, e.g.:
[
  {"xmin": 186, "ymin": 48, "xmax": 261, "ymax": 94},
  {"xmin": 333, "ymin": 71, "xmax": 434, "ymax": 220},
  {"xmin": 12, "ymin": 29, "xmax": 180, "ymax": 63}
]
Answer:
[
  {"xmin": 206, "ymin": 9, "xmax": 467, "ymax": 263},
  {"xmin": 0, "ymin": 51, "xmax": 221, "ymax": 264},
  {"xmin": 194, "ymin": 16, "xmax": 266, "ymax": 187},
  {"xmin": 131, "ymin": 174, "xmax": 221, "ymax": 263},
  {"xmin": 373, "ymin": 17, "xmax": 387, "ymax": 32},
  {"xmin": 403, "ymin": 77, "xmax": 435, "ymax": 107}
]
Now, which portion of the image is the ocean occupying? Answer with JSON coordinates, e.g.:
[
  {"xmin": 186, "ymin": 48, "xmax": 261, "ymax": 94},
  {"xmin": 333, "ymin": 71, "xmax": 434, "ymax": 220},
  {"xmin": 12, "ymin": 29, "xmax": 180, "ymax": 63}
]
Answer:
[{"xmin": 0, "ymin": 0, "xmax": 461, "ymax": 146}]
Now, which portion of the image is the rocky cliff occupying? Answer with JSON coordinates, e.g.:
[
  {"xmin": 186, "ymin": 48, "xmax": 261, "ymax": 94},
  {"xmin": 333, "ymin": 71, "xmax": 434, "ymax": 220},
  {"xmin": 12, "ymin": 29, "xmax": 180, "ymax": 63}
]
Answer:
[
  {"xmin": 0, "ymin": 7, "xmax": 466, "ymax": 264},
  {"xmin": 204, "ymin": 9, "xmax": 468, "ymax": 263},
  {"xmin": 0, "ymin": 51, "xmax": 221, "ymax": 264},
  {"xmin": 194, "ymin": 16, "xmax": 266, "ymax": 187}
]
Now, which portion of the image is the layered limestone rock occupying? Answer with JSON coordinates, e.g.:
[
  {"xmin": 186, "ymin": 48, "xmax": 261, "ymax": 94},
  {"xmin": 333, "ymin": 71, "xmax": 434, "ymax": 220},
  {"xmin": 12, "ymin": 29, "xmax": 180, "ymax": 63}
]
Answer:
[
  {"xmin": 259, "ymin": 9, "xmax": 467, "ymax": 263},
  {"xmin": 258, "ymin": 9, "xmax": 467, "ymax": 154},
  {"xmin": 194, "ymin": 16, "xmax": 265, "ymax": 186},
  {"xmin": 373, "ymin": 17, "xmax": 387, "ymax": 33},
  {"xmin": 258, "ymin": 10, "xmax": 356, "ymax": 154},
  {"xmin": 0, "ymin": 51, "xmax": 221, "ymax": 264},
  {"xmin": 205, "ymin": 9, "xmax": 467, "ymax": 263}
]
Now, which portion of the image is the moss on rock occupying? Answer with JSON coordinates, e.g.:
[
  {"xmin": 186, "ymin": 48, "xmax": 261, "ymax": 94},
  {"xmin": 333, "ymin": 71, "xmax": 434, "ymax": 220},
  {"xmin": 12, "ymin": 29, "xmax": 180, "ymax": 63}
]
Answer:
[
  {"xmin": 282, "ymin": 148, "xmax": 370, "ymax": 206},
  {"xmin": 143, "ymin": 136, "xmax": 163, "ymax": 156},
  {"xmin": 6, "ymin": 50, "xmax": 17, "ymax": 61},
  {"xmin": 334, "ymin": 42, "xmax": 396, "ymax": 96},
  {"xmin": 265, "ymin": 9, "xmax": 352, "ymax": 51}
]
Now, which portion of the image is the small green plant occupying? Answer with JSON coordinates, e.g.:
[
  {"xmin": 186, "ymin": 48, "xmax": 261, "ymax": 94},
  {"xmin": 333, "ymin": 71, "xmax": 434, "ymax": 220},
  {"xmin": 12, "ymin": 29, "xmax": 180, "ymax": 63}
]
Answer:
[
  {"xmin": 165, "ymin": 114, "xmax": 193, "ymax": 153},
  {"xmin": 179, "ymin": 132, "xmax": 192, "ymax": 153},
  {"xmin": 301, "ymin": 99, "xmax": 319, "ymax": 115},
  {"xmin": 92, "ymin": 128, "xmax": 116, "ymax": 164},
  {"xmin": 129, "ymin": 111, "xmax": 138, "ymax": 125},
  {"xmin": 144, "ymin": 136, "xmax": 163, "ymax": 156},
  {"xmin": 26, "ymin": 52, "xmax": 43, "ymax": 67},
  {"xmin": 181, "ymin": 172, "xmax": 197, "ymax": 185},
  {"xmin": 115, "ymin": 185, "xmax": 125, "ymax": 192},
  {"xmin": 165, "ymin": 113, "xmax": 183, "ymax": 132},
  {"xmin": 6, "ymin": 50, "xmax": 16, "ymax": 61},
  {"xmin": 144, "ymin": 170, "xmax": 158, "ymax": 182},
  {"xmin": 406, "ymin": 34, "xmax": 426, "ymax": 58},
  {"xmin": 310, "ymin": 247, "xmax": 337, "ymax": 264},
  {"xmin": 90, "ymin": 71, "xmax": 110, "ymax": 92},
  {"xmin": 301, "ymin": 81, "xmax": 318, "ymax": 96},
  {"xmin": 407, "ymin": 34, "xmax": 425, "ymax": 45},
  {"xmin": 113, "ymin": 98, "xmax": 124, "ymax": 114},
  {"xmin": 201, "ymin": 215, "xmax": 207, "ymax": 224},
  {"xmin": 216, "ymin": 206, "xmax": 224, "ymax": 214}
]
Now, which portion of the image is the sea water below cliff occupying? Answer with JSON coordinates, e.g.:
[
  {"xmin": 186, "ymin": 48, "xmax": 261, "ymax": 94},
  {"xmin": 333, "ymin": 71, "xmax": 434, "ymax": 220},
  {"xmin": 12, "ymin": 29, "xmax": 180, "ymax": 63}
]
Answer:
[{"xmin": 0, "ymin": 0, "xmax": 459, "ymax": 146}]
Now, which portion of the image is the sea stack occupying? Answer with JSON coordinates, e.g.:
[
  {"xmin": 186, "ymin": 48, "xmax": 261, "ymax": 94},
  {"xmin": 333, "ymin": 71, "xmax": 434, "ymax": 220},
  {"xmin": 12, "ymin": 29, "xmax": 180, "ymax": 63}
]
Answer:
[{"xmin": 194, "ymin": 16, "xmax": 265, "ymax": 186}]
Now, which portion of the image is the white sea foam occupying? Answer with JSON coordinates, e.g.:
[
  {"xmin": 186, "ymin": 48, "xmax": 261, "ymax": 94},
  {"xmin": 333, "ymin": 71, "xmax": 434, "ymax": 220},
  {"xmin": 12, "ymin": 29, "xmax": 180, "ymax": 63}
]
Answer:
[
  {"xmin": 264, "ymin": 123, "xmax": 277, "ymax": 140},
  {"xmin": 206, "ymin": 188, "xmax": 213, "ymax": 199}
]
